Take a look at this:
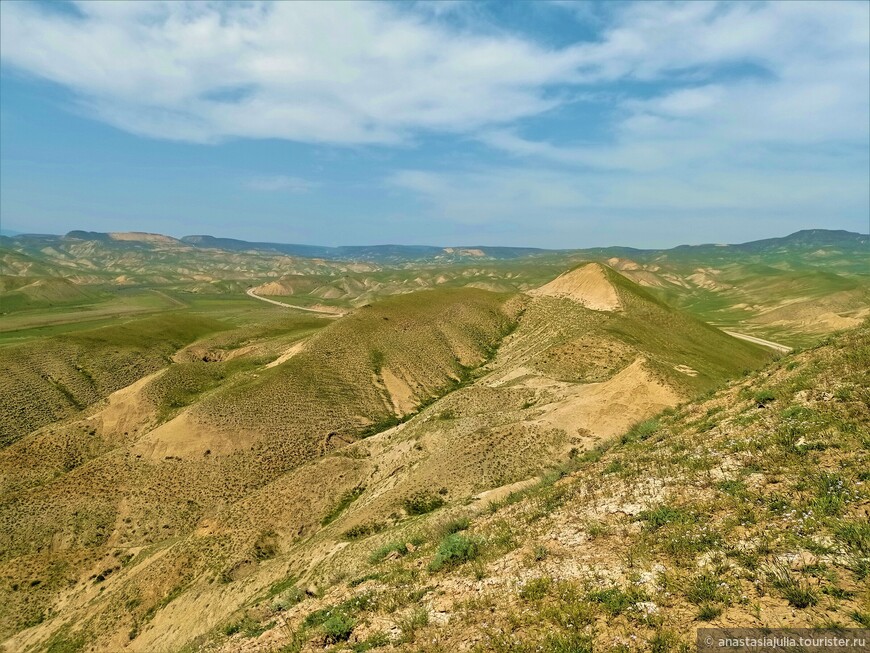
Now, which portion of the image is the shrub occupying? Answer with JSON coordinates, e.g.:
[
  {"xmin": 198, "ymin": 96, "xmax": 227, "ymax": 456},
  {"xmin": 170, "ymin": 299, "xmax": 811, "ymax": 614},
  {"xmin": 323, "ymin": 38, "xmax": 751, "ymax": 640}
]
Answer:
[
  {"xmin": 343, "ymin": 521, "xmax": 386, "ymax": 541},
  {"xmin": 369, "ymin": 539, "xmax": 421, "ymax": 563},
  {"xmin": 252, "ymin": 530, "xmax": 279, "ymax": 560},
  {"xmin": 429, "ymin": 533, "xmax": 479, "ymax": 571},
  {"xmin": 403, "ymin": 491, "xmax": 445, "ymax": 516},
  {"xmin": 440, "ymin": 516, "xmax": 470, "ymax": 535},
  {"xmin": 322, "ymin": 612, "xmax": 355, "ymax": 643},
  {"xmin": 369, "ymin": 349, "xmax": 385, "ymax": 374}
]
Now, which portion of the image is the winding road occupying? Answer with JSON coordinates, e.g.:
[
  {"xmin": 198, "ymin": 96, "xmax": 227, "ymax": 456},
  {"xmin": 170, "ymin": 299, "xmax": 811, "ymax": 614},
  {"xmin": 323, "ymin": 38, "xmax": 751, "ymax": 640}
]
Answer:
[{"xmin": 245, "ymin": 288, "xmax": 345, "ymax": 317}]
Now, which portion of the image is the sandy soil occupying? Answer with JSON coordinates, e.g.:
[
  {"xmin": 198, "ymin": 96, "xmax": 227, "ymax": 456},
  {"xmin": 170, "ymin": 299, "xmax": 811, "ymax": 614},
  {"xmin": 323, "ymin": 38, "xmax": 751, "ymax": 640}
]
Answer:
[
  {"xmin": 534, "ymin": 357, "xmax": 682, "ymax": 438},
  {"xmin": 381, "ymin": 367, "xmax": 417, "ymax": 416},
  {"xmin": 89, "ymin": 368, "xmax": 167, "ymax": 436}
]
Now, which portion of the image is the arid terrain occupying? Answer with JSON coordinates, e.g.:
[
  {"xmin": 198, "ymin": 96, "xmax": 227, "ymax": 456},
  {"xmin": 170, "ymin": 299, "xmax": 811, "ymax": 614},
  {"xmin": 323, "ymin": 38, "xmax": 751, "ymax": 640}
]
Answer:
[{"xmin": 0, "ymin": 229, "xmax": 867, "ymax": 652}]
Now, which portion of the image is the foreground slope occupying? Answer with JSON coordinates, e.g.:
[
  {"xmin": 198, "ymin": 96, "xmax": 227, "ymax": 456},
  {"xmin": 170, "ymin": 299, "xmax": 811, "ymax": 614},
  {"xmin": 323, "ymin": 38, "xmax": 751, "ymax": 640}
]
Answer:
[{"xmin": 205, "ymin": 320, "xmax": 869, "ymax": 652}]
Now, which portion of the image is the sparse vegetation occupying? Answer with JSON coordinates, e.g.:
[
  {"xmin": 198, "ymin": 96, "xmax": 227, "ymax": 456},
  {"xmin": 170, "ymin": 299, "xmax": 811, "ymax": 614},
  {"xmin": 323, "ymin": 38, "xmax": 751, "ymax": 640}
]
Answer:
[
  {"xmin": 1, "ymin": 228, "xmax": 867, "ymax": 652},
  {"xmin": 322, "ymin": 487, "xmax": 366, "ymax": 526}
]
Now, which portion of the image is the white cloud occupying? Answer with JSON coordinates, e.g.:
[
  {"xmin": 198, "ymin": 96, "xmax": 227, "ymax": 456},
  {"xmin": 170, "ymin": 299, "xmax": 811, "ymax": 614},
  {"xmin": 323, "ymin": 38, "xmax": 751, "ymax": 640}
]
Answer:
[
  {"xmin": 476, "ymin": 0, "xmax": 869, "ymax": 209},
  {"xmin": 244, "ymin": 175, "xmax": 317, "ymax": 192},
  {"xmin": 0, "ymin": 1, "xmax": 588, "ymax": 144},
  {"xmin": 1, "ymin": 1, "xmax": 865, "ymax": 152}
]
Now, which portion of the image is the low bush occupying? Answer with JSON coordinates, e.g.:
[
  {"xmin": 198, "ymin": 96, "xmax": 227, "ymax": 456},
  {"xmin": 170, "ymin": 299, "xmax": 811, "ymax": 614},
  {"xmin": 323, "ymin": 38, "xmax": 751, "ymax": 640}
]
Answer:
[{"xmin": 403, "ymin": 491, "xmax": 445, "ymax": 516}]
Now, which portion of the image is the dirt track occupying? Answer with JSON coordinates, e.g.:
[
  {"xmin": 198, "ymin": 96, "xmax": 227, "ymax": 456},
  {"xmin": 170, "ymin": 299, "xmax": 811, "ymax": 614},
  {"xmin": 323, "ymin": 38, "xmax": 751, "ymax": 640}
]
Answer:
[
  {"xmin": 723, "ymin": 330, "xmax": 792, "ymax": 353},
  {"xmin": 245, "ymin": 288, "xmax": 345, "ymax": 317}
]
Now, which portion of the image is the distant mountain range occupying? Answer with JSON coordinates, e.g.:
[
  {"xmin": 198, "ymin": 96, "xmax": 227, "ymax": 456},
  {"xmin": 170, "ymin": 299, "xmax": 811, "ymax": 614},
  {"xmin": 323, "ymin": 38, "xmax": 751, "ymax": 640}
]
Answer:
[{"xmin": 2, "ymin": 228, "xmax": 864, "ymax": 264}]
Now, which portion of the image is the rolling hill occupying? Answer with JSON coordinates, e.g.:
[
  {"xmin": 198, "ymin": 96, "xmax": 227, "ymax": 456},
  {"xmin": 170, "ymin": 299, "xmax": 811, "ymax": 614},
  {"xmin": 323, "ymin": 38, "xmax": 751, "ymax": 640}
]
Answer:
[{"xmin": 0, "ymin": 263, "xmax": 779, "ymax": 652}]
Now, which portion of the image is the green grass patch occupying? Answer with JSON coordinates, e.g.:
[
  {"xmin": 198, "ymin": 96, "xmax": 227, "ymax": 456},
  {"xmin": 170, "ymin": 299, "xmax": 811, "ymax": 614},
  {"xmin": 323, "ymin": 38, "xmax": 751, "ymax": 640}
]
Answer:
[{"xmin": 429, "ymin": 533, "xmax": 480, "ymax": 571}]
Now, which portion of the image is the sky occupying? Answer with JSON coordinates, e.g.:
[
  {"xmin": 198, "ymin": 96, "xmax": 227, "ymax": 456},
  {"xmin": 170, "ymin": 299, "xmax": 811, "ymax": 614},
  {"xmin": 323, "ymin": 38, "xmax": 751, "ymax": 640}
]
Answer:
[{"xmin": 0, "ymin": 0, "xmax": 868, "ymax": 249}]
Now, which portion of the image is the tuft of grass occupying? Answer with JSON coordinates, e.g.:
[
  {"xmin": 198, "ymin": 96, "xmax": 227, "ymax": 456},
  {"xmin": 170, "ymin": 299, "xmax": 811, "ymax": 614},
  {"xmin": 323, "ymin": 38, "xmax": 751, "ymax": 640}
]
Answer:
[
  {"xmin": 835, "ymin": 520, "xmax": 870, "ymax": 557},
  {"xmin": 223, "ymin": 615, "xmax": 266, "ymax": 638},
  {"xmin": 768, "ymin": 563, "xmax": 818, "ymax": 608},
  {"xmin": 587, "ymin": 586, "xmax": 647, "ymax": 616},
  {"xmin": 396, "ymin": 607, "xmax": 429, "ymax": 644},
  {"xmin": 343, "ymin": 521, "xmax": 387, "ymax": 541},
  {"xmin": 637, "ymin": 505, "xmax": 695, "ymax": 531},
  {"xmin": 519, "ymin": 577, "xmax": 552, "ymax": 601},
  {"xmin": 439, "ymin": 516, "xmax": 471, "ymax": 536},
  {"xmin": 351, "ymin": 631, "xmax": 390, "ymax": 651},
  {"xmin": 541, "ymin": 632, "xmax": 594, "ymax": 653},
  {"xmin": 603, "ymin": 459, "xmax": 626, "ymax": 475},
  {"xmin": 369, "ymin": 539, "xmax": 421, "ymax": 564},
  {"xmin": 622, "ymin": 418, "xmax": 660, "ymax": 444},
  {"xmin": 685, "ymin": 573, "xmax": 729, "ymax": 605},
  {"xmin": 697, "ymin": 603, "xmax": 723, "ymax": 621}
]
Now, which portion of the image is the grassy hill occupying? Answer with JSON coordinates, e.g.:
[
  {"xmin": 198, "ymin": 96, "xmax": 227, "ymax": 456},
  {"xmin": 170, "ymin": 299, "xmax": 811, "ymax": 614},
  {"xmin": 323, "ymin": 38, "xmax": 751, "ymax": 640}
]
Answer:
[
  {"xmin": 187, "ymin": 320, "xmax": 869, "ymax": 653},
  {"xmin": 0, "ymin": 314, "xmax": 227, "ymax": 446},
  {"xmin": 0, "ymin": 288, "xmax": 520, "ymax": 649}
]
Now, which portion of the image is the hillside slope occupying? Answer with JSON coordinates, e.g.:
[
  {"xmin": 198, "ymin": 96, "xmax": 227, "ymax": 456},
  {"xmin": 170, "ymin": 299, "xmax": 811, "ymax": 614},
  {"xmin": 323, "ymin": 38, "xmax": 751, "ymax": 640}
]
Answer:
[
  {"xmin": 0, "ymin": 289, "xmax": 519, "ymax": 650},
  {"xmin": 0, "ymin": 314, "xmax": 225, "ymax": 446},
  {"xmin": 0, "ymin": 270, "xmax": 774, "ymax": 652},
  {"xmin": 203, "ymin": 320, "xmax": 869, "ymax": 653}
]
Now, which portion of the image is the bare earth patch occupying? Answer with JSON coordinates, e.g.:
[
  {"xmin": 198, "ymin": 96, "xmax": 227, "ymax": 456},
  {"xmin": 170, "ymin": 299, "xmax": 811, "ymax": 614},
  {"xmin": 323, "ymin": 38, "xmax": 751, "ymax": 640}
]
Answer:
[{"xmin": 528, "ymin": 263, "xmax": 622, "ymax": 312}]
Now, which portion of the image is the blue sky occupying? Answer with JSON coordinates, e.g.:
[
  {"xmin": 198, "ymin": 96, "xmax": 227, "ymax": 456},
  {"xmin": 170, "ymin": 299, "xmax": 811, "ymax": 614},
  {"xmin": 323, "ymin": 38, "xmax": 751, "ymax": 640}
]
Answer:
[{"xmin": 1, "ymin": 0, "xmax": 868, "ymax": 248}]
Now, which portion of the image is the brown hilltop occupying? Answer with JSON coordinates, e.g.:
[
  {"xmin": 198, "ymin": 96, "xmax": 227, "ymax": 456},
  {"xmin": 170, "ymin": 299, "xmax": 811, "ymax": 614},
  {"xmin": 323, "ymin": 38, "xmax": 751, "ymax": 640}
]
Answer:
[{"xmin": 528, "ymin": 262, "xmax": 622, "ymax": 311}]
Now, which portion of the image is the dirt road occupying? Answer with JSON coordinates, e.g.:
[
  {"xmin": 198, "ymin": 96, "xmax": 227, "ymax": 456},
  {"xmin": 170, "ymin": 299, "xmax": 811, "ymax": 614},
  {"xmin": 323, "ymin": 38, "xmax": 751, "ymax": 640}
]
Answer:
[
  {"xmin": 723, "ymin": 330, "xmax": 792, "ymax": 354},
  {"xmin": 245, "ymin": 288, "xmax": 345, "ymax": 317}
]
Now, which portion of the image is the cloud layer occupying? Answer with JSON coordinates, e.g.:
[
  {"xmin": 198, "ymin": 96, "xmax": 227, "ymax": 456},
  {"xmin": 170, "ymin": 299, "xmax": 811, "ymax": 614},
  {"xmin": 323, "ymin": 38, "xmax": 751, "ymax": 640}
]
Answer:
[{"xmin": 0, "ymin": 1, "xmax": 589, "ymax": 144}]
